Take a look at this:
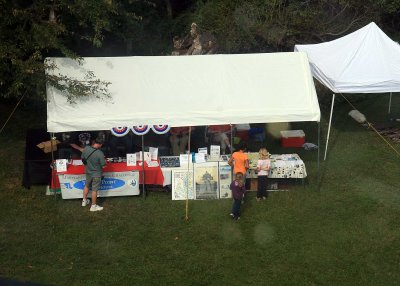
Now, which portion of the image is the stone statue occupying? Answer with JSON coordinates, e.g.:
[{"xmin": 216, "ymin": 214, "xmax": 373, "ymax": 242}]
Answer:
[{"xmin": 172, "ymin": 23, "xmax": 218, "ymax": 56}]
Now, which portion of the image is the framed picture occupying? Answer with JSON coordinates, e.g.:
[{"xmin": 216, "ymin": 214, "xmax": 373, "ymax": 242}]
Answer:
[
  {"xmin": 194, "ymin": 162, "xmax": 219, "ymax": 199},
  {"xmin": 172, "ymin": 170, "xmax": 194, "ymax": 200},
  {"xmin": 219, "ymin": 162, "xmax": 232, "ymax": 199}
]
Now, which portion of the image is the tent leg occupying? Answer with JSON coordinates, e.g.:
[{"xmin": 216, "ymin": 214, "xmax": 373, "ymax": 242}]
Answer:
[
  {"xmin": 324, "ymin": 94, "xmax": 335, "ymax": 161},
  {"xmin": 141, "ymin": 136, "xmax": 146, "ymax": 199},
  {"xmin": 317, "ymin": 121, "xmax": 321, "ymax": 192},
  {"xmin": 388, "ymin": 92, "xmax": 392, "ymax": 114},
  {"xmin": 230, "ymin": 124, "xmax": 233, "ymax": 154},
  {"xmin": 50, "ymin": 133, "xmax": 57, "ymax": 199},
  {"xmin": 185, "ymin": 127, "xmax": 192, "ymax": 221}
]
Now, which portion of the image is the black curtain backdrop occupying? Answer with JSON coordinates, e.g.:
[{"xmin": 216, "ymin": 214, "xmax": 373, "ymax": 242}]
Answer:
[{"xmin": 22, "ymin": 129, "xmax": 52, "ymax": 188}]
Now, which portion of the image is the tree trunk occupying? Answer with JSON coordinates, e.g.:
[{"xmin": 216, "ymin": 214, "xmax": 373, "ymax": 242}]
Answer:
[{"xmin": 165, "ymin": 0, "xmax": 172, "ymax": 19}]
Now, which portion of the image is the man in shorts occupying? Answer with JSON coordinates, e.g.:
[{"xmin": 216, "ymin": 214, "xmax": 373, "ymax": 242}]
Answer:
[{"xmin": 81, "ymin": 137, "xmax": 106, "ymax": 212}]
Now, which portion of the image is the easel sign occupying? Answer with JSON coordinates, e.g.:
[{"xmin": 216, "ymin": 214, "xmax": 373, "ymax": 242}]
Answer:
[
  {"xmin": 136, "ymin": 151, "xmax": 151, "ymax": 163},
  {"xmin": 126, "ymin": 154, "xmax": 136, "ymax": 166},
  {"xmin": 149, "ymin": 147, "xmax": 158, "ymax": 160},
  {"xmin": 179, "ymin": 154, "xmax": 191, "ymax": 166},
  {"xmin": 209, "ymin": 145, "xmax": 220, "ymax": 161},
  {"xmin": 194, "ymin": 153, "xmax": 206, "ymax": 163},
  {"xmin": 56, "ymin": 159, "xmax": 68, "ymax": 172},
  {"xmin": 198, "ymin": 147, "xmax": 208, "ymax": 155}
]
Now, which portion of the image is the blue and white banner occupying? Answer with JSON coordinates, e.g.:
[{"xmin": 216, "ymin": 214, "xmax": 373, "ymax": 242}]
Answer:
[
  {"xmin": 58, "ymin": 171, "xmax": 140, "ymax": 199},
  {"xmin": 151, "ymin": 125, "xmax": 171, "ymax": 135},
  {"xmin": 111, "ymin": 127, "xmax": 130, "ymax": 137},
  {"xmin": 131, "ymin": 125, "xmax": 150, "ymax": 136}
]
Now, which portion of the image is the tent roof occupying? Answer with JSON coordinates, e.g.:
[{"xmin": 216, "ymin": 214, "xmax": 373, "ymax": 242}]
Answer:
[
  {"xmin": 46, "ymin": 52, "xmax": 320, "ymax": 133},
  {"xmin": 294, "ymin": 22, "xmax": 400, "ymax": 93}
]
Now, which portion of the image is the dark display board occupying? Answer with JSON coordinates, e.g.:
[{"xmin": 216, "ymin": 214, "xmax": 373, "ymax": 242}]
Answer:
[{"xmin": 159, "ymin": 156, "xmax": 180, "ymax": 168}]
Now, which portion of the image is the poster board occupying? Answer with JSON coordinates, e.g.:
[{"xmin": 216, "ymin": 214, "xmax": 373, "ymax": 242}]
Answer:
[
  {"xmin": 171, "ymin": 169, "xmax": 194, "ymax": 200},
  {"xmin": 194, "ymin": 162, "xmax": 219, "ymax": 199},
  {"xmin": 218, "ymin": 162, "xmax": 232, "ymax": 199}
]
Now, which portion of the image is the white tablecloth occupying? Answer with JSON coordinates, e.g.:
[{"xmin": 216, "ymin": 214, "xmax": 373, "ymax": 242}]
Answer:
[{"xmin": 247, "ymin": 153, "xmax": 307, "ymax": 179}]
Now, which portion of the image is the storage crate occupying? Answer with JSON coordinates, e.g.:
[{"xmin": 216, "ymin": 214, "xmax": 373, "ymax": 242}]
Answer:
[
  {"xmin": 249, "ymin": 127, "xmax": 266, "ymax": 142},
  {"xmin": 280, "ymin": 130, "xmax": 305, "ymax": 147}
]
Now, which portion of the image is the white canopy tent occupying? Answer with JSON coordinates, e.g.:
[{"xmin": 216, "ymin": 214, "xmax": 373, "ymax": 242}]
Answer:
[
  {"xmin": 46, "ymin": 52, "xmax": 320, "ymax": 132},
  {"xmin": 294, "ymin": 22, "xmax": 400, "ymax": 94},
  {"xmin": 294, "ymin": 22, "xmax": 400, "ymax": 159},
  {"xmin": 46, "ymin": 53, "xmax": 322, "ymax": 195}
]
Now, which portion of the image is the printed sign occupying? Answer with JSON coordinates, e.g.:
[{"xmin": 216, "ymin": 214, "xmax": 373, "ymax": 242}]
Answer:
[
  {"xmin": 172, "ymin": 170, "xmax": 194, "ymax": 200},
  {"xmin": 209, "ymin": 145, "xmax": 220, "ymax": 161},
  {"xmin": 194, "ymin": 162, "xmax": 219, "ymax": 200},
  {"xmin": 56, "ymin": 159, "xmax": 68, "ymax": 172},
  {"xmin": 149, "ymin": 147, "xmax": 158, "ymax": 160},
  {"xmin": 159, "ymin": 156, "xmax": 180, "ymax": 168},
  {"xmin": 126, "ymin": 154, "xmax": 136, "ymax": 166},
  {"xmin": 58, "ymin": 171, "xmax": 140, "ymax": 199},
  {"xmin": 219, "ymin": 162, "xmax": 232, "ymax": 199}
]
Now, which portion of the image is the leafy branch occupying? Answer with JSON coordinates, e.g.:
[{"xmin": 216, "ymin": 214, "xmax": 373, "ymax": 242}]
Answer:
[{"xmin": 46, "ymin": 61, "xmax": 112, "ymax": 104}]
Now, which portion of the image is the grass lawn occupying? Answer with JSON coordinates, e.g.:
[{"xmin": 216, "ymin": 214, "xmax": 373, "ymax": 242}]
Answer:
[{"xmin": 0, "ymin": 95, "xmax": 400, "ymax": 285}]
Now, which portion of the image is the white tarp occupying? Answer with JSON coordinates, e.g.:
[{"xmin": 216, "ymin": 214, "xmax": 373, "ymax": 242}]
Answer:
[
  {"xmin": 46, "ymin": 52, "xmax": 320, "ymax": 132},
  {"xmin": 294, "ymin": 22, "xmax": 400, "ymax": 94}
]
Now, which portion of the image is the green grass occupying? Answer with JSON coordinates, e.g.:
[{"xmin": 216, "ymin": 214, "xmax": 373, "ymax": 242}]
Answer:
[{"xmin": 1, "ymin": 95, "xmax": 400, "ymax": 285}]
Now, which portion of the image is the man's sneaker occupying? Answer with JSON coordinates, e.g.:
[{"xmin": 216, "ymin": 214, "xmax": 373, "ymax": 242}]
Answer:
[
  {"xmin": 90, "ymin": 204, "xmax": 103, "ymax": 212},
  {"xmin": 82, "ymin": 199, "xmax": 90, "ymax": 207},
  {"xmin": 229, "ymin": 213, "xmax": 234, "ymax": 218}
]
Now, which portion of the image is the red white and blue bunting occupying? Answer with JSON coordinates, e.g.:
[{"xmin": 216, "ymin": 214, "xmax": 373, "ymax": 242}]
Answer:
[
  {"xmin": 131, "ymin": 125, "xmax": 151, "ymax": 136},
  {"xmin": 110, "ymin": 127, "xmax": 130, "ymax": 137},
  {"xmin": 151, "ymin": 125, "xmax": 171, "ymax": 135}
]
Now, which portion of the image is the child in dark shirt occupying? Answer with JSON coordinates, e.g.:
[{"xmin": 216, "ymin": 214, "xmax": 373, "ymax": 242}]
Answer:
[{"xmin": 230, "ymin": 172, "xmax": 246, "ymax": 220}]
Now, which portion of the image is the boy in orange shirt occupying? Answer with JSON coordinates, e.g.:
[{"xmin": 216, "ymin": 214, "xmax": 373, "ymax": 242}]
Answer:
[
  {"xmin": 228, "ymin": 142, "xmax": 249, "ymax": 175},
  {"xmin": 228, "ymin": 142, "xmax": 249, "ymax": 202}
]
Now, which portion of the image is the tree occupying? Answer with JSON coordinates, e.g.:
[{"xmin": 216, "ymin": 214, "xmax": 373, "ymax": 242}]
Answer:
[
  {"xmin": 187, "ymin": 0, "xmax": 394, "ymax": 53},
  {"xmin": 0, "ymin": 0, "xmax": 147, "ymax": 103}
]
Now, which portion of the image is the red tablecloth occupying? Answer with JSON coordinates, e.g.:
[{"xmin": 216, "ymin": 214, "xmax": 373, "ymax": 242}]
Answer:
[{"xmin": 51, "ymin": 161, "xmax": 164, "ymax": 190}]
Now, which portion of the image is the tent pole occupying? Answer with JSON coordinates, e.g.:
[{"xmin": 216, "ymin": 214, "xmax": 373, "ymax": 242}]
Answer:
[
  {"xmin": 50, "ymin": 133, "xmax": 57, "ymax": 199},
  {"xmin": 141, "ymin": 135, "xmax": 146, "ymax": 199},
  {"xmin": 324, "ymin": 94, "xmax": 335, "ymax": 160},
  {"xmin": 388, "ymin": 92, "xmax": 392, "ymax": 114},
  {"xmin": 185, "ymin": 127, "xmax": 192, "ymax": 221},
  {"xmin": 230, "ymin": 124, "xmax": 233, "ymax": 154},
  {"xmin": 317, "ymin": 121, "xmax": 321, "ymax": 192}
]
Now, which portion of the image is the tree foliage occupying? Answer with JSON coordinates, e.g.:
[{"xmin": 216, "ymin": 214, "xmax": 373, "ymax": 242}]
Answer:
[
  {"xmin": 2, "ymin": 0, "xmax": 400, "ymax": 102},
  {"xmin": 187, "ymin": 0, "xmax": 397, "ymax": 53},
  {"xmin": 0, "ymin": 0, "xmax": 147, "ymax": 102}
]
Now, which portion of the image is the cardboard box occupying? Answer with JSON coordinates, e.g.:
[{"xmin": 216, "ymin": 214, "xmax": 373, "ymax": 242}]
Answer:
[
  {"xmin": 280, "ymin": 130, "xmax": 305, "ymax": 148},
  {"xmin": 37, "ymin": 139, "xmax": 60, "ymax": 153}
]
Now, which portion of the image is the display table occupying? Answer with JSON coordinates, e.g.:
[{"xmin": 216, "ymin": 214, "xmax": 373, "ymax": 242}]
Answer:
[
  {"xmin": 163, "ymin": 154, "xmax": 307, "ymax": 187},
  {"xmin": 52, "ymin": 161, "xmax": 164, "ymax": 199},
  {"xmin": 247, "ymin": 153, "xmax": 307, "ymax": 179},
  {"xmin": 269, "ymin": 154, "xmax": 307, "ymax": 178},
  {"xmin": 246, "ymin": 153, "xmax": 307, "ymax": 190}
]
